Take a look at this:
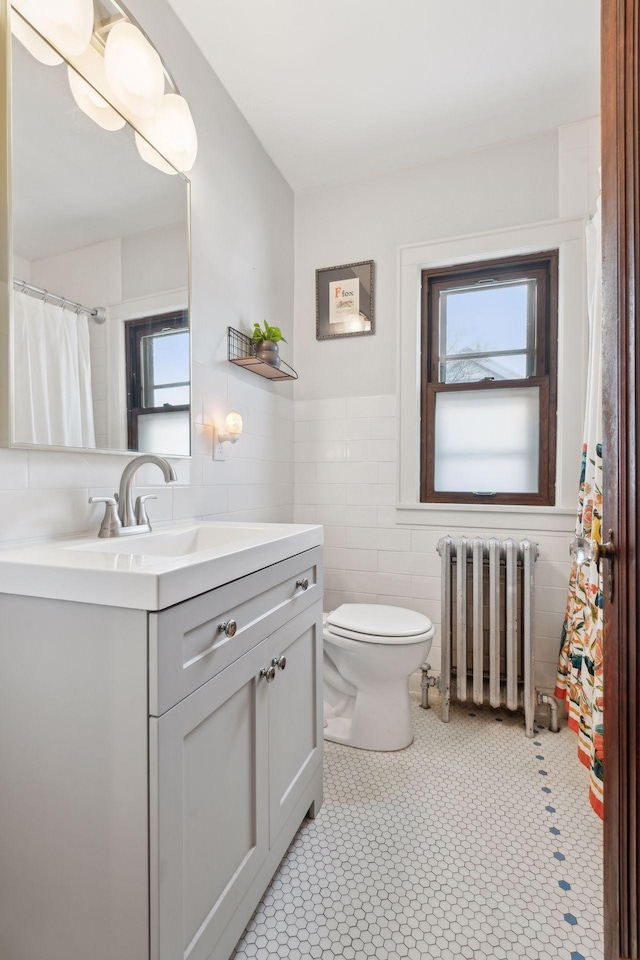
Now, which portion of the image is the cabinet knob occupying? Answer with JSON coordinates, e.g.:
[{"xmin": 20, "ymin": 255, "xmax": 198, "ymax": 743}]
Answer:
[
  {"xmin": 272, "ymin": 656, "xmax": 287, "ymax": 672},
  {"xmin": 261, "ymin": 665, "xmax": 276, "ymax": 682},
  {"xmin": 220, "ymin": 619, "xmax": 237, "ymax": 638},
  {"xmin": 296, "ymin": 578, "xmax": 309, "ymax": 591}
]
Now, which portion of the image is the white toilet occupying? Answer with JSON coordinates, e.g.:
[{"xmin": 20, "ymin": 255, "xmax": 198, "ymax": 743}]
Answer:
[{"xmin": 323, "ymin": 603, "xmax": 435, "ymax": 752}]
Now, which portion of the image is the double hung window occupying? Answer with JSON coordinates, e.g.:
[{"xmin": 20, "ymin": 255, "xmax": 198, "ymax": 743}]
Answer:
[
  {"xmin": 420, "ymin": 251, "xmax": 558, "ymax": 506},
  {"xmin": 125, "ymin": 311, "xmax": 190, "ymax": 455}
]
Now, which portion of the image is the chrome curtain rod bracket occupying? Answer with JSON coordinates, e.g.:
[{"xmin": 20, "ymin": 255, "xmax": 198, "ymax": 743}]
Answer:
[{"xmin": 13, "ymin": 279, "xmax": 106, "ymax": 324}]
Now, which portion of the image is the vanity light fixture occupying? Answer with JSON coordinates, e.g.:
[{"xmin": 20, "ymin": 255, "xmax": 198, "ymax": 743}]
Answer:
[
  {"xmin": 67, "ymin": 63, "xmax": 126, "ymax": 131},
  {"xmin": 10, "ymin": 0, "xmax": 199, "ymax": 175},
  {"xmin": 212, "ymin": 412, "xmax": 243, "ymax": 460},
  {"xmin": 134, "ymin": 93, "xmax": 198, "ymax": 175},
  {"xmin": 11, "ymin": 13, "xmax": 62, "ymax": 64},
  {"xmin": 13, "ymin": 0, "xmax": 93, "ymax": 57},
  {"xmin": 103, "ymin": 21, "xmax": 165, "ymax": 121}
]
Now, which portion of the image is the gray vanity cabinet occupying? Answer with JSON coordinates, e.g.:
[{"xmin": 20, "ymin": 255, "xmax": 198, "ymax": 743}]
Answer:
[
  {"xmin": 0, "ymin": 544, "xmax": 323, "ymax": 960},
  {"xmin": 150, "ymin": 601, "xmax": 323, "ymax": 960}
]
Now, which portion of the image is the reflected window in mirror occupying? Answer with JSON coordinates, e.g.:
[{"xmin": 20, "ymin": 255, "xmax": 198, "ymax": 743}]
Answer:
[{"xmin": 125, "ymin": 313, "xmax": 189, "ymax": 456}]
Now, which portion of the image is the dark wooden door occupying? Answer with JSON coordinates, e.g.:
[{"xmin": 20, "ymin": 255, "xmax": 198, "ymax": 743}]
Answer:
[{"xmin": 601, "ymin": 1, "xmax": 640, "ymax": 956}]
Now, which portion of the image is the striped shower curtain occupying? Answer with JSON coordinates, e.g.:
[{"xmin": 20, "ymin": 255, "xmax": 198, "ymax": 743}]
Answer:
[{"xmin": 555, "ymin": 199, "xmax": 604, "ymax": 819}]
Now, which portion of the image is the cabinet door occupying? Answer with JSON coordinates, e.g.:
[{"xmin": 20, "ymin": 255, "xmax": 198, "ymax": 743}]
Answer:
[
  {"xmin": 268, "ymin": 604, "xmax": 323, "ymax": 844},
  {"xmin": 150, "ymin": 639, "xmax": 271, "ymax": 960}
]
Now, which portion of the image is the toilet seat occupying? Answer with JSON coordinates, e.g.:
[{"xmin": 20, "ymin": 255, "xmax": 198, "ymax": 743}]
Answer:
[{"xmin": 326, "ymin": 603, "xmax": 434, "ymax": 646}]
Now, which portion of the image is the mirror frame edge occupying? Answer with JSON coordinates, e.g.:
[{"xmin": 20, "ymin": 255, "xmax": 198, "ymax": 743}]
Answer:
[
  {"xmin": 0, "ymin": 1, "xmax": 194, "ymax": 459},
  {"xmin": 0, "ymin": 0, "xmax": 11, "ymax": 450}
]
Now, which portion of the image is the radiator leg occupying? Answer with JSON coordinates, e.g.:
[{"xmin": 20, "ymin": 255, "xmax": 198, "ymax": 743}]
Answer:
[
  {"xmin": 421, "ymin": 663, "xmax": 438, "ymax": 709},
  {"xmin": 524, "ymin": 700, "xmax": 535, "ymax": 739},
  {"xmin": 537, "ymin": 691, "xmax": 560, "ymax": 733}
]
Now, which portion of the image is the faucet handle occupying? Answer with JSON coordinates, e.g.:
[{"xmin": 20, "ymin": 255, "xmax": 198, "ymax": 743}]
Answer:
[
  {"xmin": 89, "ymin": 496, "xmax": 123, "ymax": 538},
  {"xmin": 135, "ymin": 494, "xmax": 157, "ymax": 527}
]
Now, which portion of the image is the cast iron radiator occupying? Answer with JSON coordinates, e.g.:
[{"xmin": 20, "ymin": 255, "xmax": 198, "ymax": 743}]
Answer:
[{"xmin": 422, "ymin": 536, "xmax": 554, "ymax": 738}]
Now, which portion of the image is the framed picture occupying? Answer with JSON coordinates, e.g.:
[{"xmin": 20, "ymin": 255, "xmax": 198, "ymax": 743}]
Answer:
[{"xmin": 315, "ymin": 260, "xmax": 374, "ymax": 340}]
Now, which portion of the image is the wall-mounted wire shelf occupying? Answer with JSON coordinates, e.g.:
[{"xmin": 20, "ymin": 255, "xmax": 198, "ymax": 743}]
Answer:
[{"xmin": 227, "ymin": 326, "xmax": 298, "ymax": 381}]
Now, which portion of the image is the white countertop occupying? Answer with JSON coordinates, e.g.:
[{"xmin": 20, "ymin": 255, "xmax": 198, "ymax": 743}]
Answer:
[{"xmin": 0, "ymin": 521, "xmax": 324, "ymax": 610}]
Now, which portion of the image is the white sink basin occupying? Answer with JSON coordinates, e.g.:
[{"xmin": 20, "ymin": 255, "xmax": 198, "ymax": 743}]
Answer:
[
  {"xmin": 0, "ymin": 521, "xmax": 323, "ymax": 611},
  {"xmin": 67, "ymin": 523, "xmax": 281, "ymax": 558}
]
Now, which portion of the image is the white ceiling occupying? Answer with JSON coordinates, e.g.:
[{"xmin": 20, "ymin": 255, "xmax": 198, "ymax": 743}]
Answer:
[{"xmin": 167, "ymin": 0, "xmax": 600, "ymax": 192}]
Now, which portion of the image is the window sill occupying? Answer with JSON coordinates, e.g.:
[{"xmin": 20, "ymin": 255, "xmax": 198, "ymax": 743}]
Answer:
[{"xmin": 395, "ymin": 501, "xmax": 576, "ymax": 535}]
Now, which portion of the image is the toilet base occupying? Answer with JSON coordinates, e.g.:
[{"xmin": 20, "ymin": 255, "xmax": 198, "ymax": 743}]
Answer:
[
  {"xmin": 324, "ymin": 713, "xmax": 414, "ymax": 751},
  {"xmin": 323, "ymin": 679, "xmax": 416, "ymax": 752}
]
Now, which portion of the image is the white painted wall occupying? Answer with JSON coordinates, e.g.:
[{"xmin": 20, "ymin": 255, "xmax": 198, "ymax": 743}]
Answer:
[
  {"xmin": 292, "ymin": 119, "xmax": 601, "ymax": 691},
  {"xmin": 0, "ymin": 0, "xmax": 295, "ymax": 545}
]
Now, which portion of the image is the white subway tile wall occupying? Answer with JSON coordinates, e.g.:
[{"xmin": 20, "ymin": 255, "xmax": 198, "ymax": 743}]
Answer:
[
  {"xmin": 0, "ymin": 381, "xmax": 571, "ymax": 693},
  {"xmin": 0, "ymin": 371, "xmax": 294, "ymax": 546},
  {"xmin": 293, "ymin": 394, "xmax": 573, "ymax": 693}
]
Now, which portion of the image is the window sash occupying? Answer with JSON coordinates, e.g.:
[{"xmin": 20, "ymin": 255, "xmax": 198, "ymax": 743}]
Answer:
[
  {"xmin": 423, "ymin": 378, "xmax": 552, "ymax": 505},
  {"xmin": 420, "ymin": 251, "xmax": 558, "ymax": 507},
  {"xmin": 437, "ymin": 277, "xmax": 537, "ymax": 381},
  {"xmin": 140, "ymin": 327, "xmax": 189, "ymax": 410}
]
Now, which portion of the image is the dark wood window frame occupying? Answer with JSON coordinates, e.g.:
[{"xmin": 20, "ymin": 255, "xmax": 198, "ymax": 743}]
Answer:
[
  {"xmin": 125, "ymin": 311, "xmax": 189, "ymax": 451},
  {"xmin": 420, "ymin": 250, "xmax": 559, "ymax": 507}
]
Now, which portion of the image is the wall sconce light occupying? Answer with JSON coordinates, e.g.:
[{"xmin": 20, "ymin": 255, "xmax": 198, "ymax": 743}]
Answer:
[{"xmin": 212, "ymin": 412, "xmax": 243, "ymax": 460}]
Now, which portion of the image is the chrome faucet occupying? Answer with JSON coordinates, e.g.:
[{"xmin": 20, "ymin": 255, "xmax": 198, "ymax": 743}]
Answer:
[{"xmin": 89, "ymin": 455, "xmax": 177, "ymax": 538}]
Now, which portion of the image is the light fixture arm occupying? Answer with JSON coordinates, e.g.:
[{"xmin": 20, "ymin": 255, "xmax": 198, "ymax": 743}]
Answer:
[{"xmin": 213, "ymin": 426, "xmax": 241, "ymax": 447}]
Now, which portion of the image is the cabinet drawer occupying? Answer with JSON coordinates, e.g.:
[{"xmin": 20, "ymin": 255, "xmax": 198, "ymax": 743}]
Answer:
[{"xmin": 149, "ymin": 547, "xmax": 322, "ymax": 715}]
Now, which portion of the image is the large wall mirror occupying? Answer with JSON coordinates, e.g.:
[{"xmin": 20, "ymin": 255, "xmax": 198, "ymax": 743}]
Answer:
[{"xmin": 9, "ymin": 5, "xmax": 191, "ymax": 457}]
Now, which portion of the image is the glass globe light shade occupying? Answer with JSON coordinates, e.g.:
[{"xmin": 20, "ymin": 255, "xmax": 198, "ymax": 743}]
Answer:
[
  {"xmin": 68, "ymin": 65, "xmax": 126, "ymax": 132},
  {"xmin": 134, "ymin": 93, "xmax": 198, "ymax": 174},
  {"xmin": 225, "ymin": 412, "xmax": 243, "ymax": 437},
  {"xmin": 16, "ymin": 0, "xmax": 93, "ymax": 57},
  {"xmin": 11, "ymin": 11, "xmax": 63, "ymax": 65},
  {"xmin": 134, "ymin": 131, "xmax": 177, "ymax": 176},
  {"xmin": 104, "ymin": 22, "xmax": 165, "ymax": 121}
]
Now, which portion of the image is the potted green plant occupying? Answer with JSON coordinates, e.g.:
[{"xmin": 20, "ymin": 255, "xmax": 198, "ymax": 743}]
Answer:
[{"xmin": 251, "ymin": 320, "xmax": 287, "ymax": 368}]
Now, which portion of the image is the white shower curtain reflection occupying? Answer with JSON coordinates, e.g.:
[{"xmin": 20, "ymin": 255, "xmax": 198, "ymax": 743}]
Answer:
[{"xmin": 13, "ymin": 294, "xmax": 96, "ymax": 448}]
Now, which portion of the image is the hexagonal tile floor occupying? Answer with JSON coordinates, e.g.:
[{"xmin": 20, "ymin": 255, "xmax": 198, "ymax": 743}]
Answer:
[{"xmin": 231, "ymin": 691, "xmax": 603, "ymax": 960}]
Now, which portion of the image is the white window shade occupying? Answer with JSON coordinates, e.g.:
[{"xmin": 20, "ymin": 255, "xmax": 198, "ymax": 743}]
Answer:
[
  {"xmin": 137, "ymin": 410, "xmax": 190, "ymax": 456},
  {"xmin": 433, "ymin": 386, "xmax": 540, "ymax": 493}
]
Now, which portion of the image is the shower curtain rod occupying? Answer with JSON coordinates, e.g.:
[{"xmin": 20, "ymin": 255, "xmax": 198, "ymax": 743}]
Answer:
[{"xmin": 13, "ymin": 279, "xmax": 106, "ymax": 324}]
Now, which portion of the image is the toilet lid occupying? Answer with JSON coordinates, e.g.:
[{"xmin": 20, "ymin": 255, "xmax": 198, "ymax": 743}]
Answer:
[{"xmin": 327, "ymin": 604, "xmax": 433, "ymax": 641}]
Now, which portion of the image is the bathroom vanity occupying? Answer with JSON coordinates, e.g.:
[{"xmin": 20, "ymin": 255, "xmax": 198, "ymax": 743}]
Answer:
[{"xmin": 0, "ymin": 522, "xmax": 323, "ymax": 960}]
